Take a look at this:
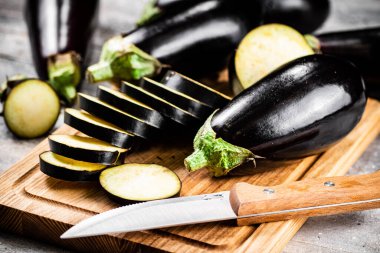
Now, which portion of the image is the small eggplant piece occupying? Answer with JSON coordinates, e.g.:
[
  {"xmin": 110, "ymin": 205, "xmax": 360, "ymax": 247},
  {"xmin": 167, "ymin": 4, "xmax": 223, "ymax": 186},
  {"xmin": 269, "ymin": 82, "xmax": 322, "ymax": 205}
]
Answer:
[
  {"xmin": 64, "ymin": 108, "xmax": 135, "ymax": 148},
  {"xmin": 99, "ymin": 163, "xmax": 181, "ymax": 204},
  {"xmin": 261, "ymin": 0, "xmax": 330, "ymax": 33},
  {"xmin": 121, "ymin": 81, "xmax": 201, "ymax": 127},
  {"xmin": 140, "ymin": 77, "xmax": 213, "ymax": 119},
  {"xmin": 161, "ymin": 70, "xmax": 231, "ymax": 108},
  {"xmin": 78, "ymin": 93, "xmax": 160, "ymax": 139},
  {"xmin": 25, "ymin": 0, "xmax": 99, "ymax": 104},
  {"xmin": 39, "ymin": 151, "xmax": 107, "ymax": 181},
  {"xmin": 306, "ymin": 27, "xmax": 380, "ymax": 100},
  {"xmin": 1, "ymin": 77, "xmax": 60, "ymax": 139},
  {"xmin": 48, "ymin": 135, "xmax": 129, "ymax": 165},
  {"xmin": 185, "ymin": 54, "xmax": 366, "ymax": 177},
  {"xmin": 87, "ymin": 0, "xmax": 258, "ymax": 82},
  {"xmin": 98, "ymin": 85, "xmax": 169, "ymax": 129}
]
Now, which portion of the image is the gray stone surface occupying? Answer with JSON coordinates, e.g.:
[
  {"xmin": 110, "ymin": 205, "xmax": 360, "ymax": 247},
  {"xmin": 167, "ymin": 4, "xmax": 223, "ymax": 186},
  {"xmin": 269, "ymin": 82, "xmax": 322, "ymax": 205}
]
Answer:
[{"xmin": 0, "ymin": 0, "xmax": 379, "ymax": 252}]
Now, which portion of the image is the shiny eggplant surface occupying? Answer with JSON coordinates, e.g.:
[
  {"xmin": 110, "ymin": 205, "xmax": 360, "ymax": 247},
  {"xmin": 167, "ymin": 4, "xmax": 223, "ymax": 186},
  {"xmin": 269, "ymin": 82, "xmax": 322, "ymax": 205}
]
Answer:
[
  {"xmin": 261, "ymin": 0, "xmax": 330, "ymax": 33},
  {"xmin": 311, "ymin": 27, "xmax": 380, "ymax": 100},
  {"xmin": 25, "ymin": 0, "xmax": 99, "ymax": 103},
  {"xmin": 213, "ymin": 54, "xmax": 366, "ymax": 159}
]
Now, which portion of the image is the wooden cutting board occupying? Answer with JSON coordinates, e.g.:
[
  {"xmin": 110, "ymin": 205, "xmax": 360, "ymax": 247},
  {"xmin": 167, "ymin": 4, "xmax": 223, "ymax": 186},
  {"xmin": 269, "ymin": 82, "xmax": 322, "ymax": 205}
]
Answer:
[{"xmin": 0, "ymin": 98, "xmax": 379, "ymax": 253}]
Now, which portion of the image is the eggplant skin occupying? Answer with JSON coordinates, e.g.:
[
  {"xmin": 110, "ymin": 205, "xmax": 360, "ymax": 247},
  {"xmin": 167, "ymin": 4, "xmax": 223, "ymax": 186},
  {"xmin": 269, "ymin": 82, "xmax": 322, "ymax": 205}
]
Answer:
[
  {"xmin": 212, "ymin": 54, "xmax": 366, "ymax": 160},
  {"xmin": 262, "ymin": 0, "xmax": 330, "ymax": 33},
  {"xmin": 25, "ymin": 0, "xmax": 99, "ymax": 79}
]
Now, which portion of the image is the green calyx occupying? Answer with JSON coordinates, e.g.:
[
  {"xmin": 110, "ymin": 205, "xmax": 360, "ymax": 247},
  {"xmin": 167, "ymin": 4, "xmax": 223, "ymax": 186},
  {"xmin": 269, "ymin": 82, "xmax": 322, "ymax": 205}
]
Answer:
[
  {"xmin": 184, "ymin": 112, "xmax": 254, "ymax": 177},
  {"xmin": 137, "ymin": 0, "xmax": 161, "ymax": 26},
  {"xmin": 86, "ymin": 36, "xmax": 162, "ymax": 83},
  {"xmin": 48, "ymin": 52, "xmax": 81, "ymax": 105},
  {"xmin": 304, "ymin": 34, "xmax": 321, "ymax": 53}
]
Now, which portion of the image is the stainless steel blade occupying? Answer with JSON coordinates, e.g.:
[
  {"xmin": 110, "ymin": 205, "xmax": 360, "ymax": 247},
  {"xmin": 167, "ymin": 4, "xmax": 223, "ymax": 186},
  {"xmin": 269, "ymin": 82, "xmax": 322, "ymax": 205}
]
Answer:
[{"xmin": 61, "ymin": 191, "xmax": 236, "ymax": 239}]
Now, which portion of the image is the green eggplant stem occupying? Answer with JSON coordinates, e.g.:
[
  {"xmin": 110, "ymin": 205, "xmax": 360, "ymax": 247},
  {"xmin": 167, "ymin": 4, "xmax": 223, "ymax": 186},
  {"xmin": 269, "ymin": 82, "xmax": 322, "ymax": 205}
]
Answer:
[
  {"xmin": 304, "ymin": 34, "xmax": 321, "ymax": 53},
  {"xmin": 48, "ymin": 51, "xmax": 81, "ymax": 104},
  {"xmin": 184, "ymin": 112, "xmax": 255, "ymax": 177},
  {"xmin": 86, "ymin": 36, "xmax": 162, "ymax": 83},
  {"xmin": 137, "ymin": 0, "xmax": 161, "ymax": 26}
]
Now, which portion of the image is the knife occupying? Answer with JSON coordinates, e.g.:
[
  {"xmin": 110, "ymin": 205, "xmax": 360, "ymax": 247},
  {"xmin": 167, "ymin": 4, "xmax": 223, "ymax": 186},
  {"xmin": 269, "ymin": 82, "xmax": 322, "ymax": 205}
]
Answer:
[{"xmin": 61, "ymin": 170, "xmax": 380, "ymax": 239}]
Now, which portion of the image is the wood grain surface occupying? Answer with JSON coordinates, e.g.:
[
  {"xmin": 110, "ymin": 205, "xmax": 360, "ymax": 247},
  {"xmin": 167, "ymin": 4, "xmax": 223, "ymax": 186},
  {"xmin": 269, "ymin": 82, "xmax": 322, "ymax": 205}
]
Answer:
[{"xmin": 0, "ymin": 99, "xmax": 379, "ymax": 252}]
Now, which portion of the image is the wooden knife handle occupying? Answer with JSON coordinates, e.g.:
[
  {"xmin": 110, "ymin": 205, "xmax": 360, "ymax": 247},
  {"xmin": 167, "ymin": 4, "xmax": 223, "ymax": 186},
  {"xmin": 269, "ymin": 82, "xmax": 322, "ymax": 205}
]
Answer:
[{"xmin": 229, "ymin": 170, "xmax": 380, "ymax": 226}]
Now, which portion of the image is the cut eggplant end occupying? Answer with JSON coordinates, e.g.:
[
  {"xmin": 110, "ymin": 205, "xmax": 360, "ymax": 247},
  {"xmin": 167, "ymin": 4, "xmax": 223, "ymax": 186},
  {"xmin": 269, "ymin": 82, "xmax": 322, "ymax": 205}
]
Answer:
[
  {"xmin": 48, "ymin": 51, "xmax": 81, "ymax": 104},
  {"xmin": 99, "ymin": 163, "xmax": 181, "ymax": 204},
  {"xmin": 137, "ymin": 0, "xmax": 161, "ymax": 26},
  {"xmin": 48, "ymin": 135, "xmax": 129, "ymax": 165},
  {"xmin": 39, "ymin": 151, "xmax": 107, "ymax": 181},
  {"xmin": 235, "ymin": 23, "xmax": 314, "ymax": 89},
  {"xmin": 184, "ymin": 113, "xmax": 253, "ymax": 177},
  {"xmin": 87, "ymin": 36, "xmax": 162, "ymax": 82},
  {"xmin": 3, "ymin": 79, "xmax": 60, "ymax": 138}
]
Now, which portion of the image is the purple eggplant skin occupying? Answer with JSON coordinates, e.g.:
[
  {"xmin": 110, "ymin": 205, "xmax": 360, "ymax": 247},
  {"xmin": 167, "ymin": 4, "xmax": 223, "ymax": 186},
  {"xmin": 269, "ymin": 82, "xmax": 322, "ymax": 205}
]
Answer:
[
  {"xmin": 262, "ymin": 0, "xmax": 330, "ymax": 33},
  {"xmin": 212, "ymin": 54, "xmax": 367, "ymax": 160},
  {"xmin": 312, "ymin": 27, "xmax": 380, "ymax": 100}
]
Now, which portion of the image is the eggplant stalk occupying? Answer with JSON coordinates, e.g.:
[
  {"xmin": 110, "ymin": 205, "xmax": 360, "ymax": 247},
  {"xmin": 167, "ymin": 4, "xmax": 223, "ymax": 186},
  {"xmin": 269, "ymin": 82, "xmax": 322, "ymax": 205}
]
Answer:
[
  {"xmin": 87, "ymin": 36, "xmax": 162, "ymax": 82},
  {"xmin": 48, "ymin": 51, "xmax": 81, "ymax": 104},
  {"xmin": 184, "ymin": 112, "xmax": 253, "ymax": 177},
  {"xmin": 137, "ymin": 0, "xmax": 161, "ymax": 26}
]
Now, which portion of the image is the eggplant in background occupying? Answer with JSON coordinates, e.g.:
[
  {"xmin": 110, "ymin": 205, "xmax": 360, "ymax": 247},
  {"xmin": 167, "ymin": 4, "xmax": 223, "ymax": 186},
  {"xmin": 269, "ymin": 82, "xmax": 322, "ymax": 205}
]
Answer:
[{"xmin": 25, "ymin": 0, "xmax": 99, "ymax": 104}]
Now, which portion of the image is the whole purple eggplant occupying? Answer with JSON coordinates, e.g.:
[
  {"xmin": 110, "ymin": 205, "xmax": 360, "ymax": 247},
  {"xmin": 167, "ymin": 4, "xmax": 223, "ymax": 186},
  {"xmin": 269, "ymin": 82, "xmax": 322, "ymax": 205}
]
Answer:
[{"xmin": 25, "ymin": 0, "xmax": 99, "ymax": 104}]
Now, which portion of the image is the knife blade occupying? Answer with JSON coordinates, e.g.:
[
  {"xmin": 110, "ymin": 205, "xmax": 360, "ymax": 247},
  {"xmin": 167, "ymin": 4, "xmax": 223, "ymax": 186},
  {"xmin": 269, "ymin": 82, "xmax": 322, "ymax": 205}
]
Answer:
[{"xmin": 61, "ymin": 170, "xmax": 380, "ymax": 239}]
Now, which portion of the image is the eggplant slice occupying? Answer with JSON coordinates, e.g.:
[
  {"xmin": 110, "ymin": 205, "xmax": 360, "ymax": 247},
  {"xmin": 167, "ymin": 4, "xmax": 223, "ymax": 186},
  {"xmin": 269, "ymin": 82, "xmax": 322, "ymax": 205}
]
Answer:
[
  {"xmin": 64, "ymin": 108, "xmax": 134, "ymax": 148},
  {"xmin": 140, "ymin": 77, "xmax": 214, "ymax": 119},
  {"xmin": 161, "ymin": 70, "xmax": 231, "ymax": 108},
  {"xmin": 39, "ymin": 151, "xmax": 107, "ymax": 181},
  {"xmin": 79, "ymin": 93, "xmax": 159, "ymax": 139},
  {"xmin": 97, "ymin": 85, "xmax": 168, "ymax": 129},
  {"xmin": 48, "ymin": 135, "xmax": 129, "ymax": 165},
  {"xmin": 121, "ymin": 81, "xmax": 201, "ymax": 127},
  {"xmin": 99, "ymin": 163, "xmax": 181, "ymax": 204}
]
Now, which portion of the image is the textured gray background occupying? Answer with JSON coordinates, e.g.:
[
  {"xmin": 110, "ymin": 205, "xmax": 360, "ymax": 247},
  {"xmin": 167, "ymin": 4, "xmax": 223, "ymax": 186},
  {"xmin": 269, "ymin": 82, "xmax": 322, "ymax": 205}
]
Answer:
[{"xmin": 0, "ymin": 0, "xmax": 379, "ymax": 252}]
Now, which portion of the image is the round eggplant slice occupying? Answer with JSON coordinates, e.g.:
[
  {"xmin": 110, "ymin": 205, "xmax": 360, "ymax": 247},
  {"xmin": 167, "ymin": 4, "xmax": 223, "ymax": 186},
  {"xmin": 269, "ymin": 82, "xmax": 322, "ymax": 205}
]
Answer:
[
  {"xmin": 121, "ymin": 81, "xmax": 201, "ymax": 127},
  {"xmin": 39, "ymin": 151, "xmax": 107, "ymax": 181},
  {"xmin": 48, "ymin": 135, "xmax": 129, "ymax": 165},
  {"xmin": 234, "ymin": 24, "xmax": 314, "ymax": 93},
  {"xmin": 99, "ymin": 163, "xmax": 181, "ymax": 204},
  {"xmin": 97, "ymin": 85, "xmax": 168, "ymax": 129},
  {"xmin": 140, "ymin": 77, "xmax": 213, "ymax": 119},
  {"xmin": 78, "ymin": 93, "xmax": 159, "ymax": 139},
  {"xmin": 161, "ymin": 70, "xmax": 231, "ymax": 108},
  {"xmin": 2, "ymin": 79, "xmax": 60, "ymax": 138},
  {"xmin": 64, "ymin": 108, "xmax": 134, "ymax": 148}
]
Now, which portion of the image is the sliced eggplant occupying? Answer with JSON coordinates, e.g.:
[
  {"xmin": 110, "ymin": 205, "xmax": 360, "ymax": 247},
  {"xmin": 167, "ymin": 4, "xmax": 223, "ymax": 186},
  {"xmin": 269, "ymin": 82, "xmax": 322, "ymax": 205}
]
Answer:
[
  {"xmin": 161, "ymin": 70, "xmax": 231, "ymax": 108},
  {"xmin": 97, "ymin": 85, "xmax": 168, "ymax": 129},
  {"xmin": 39, "ymin": 151, "xmax": 107, "ymax": 181},
  {"xmin": 99, "ymin": 163, "xmax": 181, "ymax": 204},
  {"xmin": 233, "ymin": 24, "xmax": 314, "ymax": 94},
  {"xmin": 48, "ymin": 135, "xmax": 129, "ymax": 165},
  {"xmin": 121, "ymin": 81, "xmax": 201, "ymax": 127},
  {"xmin": 140, "ymin": 77, "xmax": 213, "ymax": 119},
  {"xmin": 2, "ymin": 78, "xmax": 60, "ymax": 138},
  {"xmin": 64, "ymin": 108, "xmax": 134, "ymax": 148},
  {"xmin": 78, "ymin": 93, "xmax": 159, "ymax": 139}
]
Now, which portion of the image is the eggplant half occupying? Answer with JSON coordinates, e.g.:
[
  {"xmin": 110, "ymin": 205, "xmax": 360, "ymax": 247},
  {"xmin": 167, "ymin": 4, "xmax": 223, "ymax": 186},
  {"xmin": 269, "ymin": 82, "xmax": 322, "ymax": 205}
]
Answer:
[
  {"xmin": 97, "ymin": 85, "xmax": 169, "ymax": 129},
  {"xmin": 64, "ymin": 108, "xmax": 135, "ymax": 148},
  {"xmin": 160, "ymin": 70, "xmax": 231, "ymax": 108},
  {"xmin": 25, "ymin": 0, "xmax": 99, "ymax": 104},
  {"xmin": 40, "ymin": 151, "xmax": 107, "ymax": 181},
  {"xmin": 140, "ymin": 77, "xmax": 213, "ymax": 119},
  {"xmin": 121, "ymin": 81, "xmax": 201, "ymax": 127},
  {"xmin": 99, "ymin": 163, "xmax": 181, "ymax": 204},
  {"xmin": 87, "ymin": 0, "xmax": 257, "ymax": 82},
  {"xmin": 307, "ymin": 27, "xmax": 380, "ymax": 100},
  {"xmin": 48, "ymin": 135, "xmax": 129, "ymax": 165},
  {"xmin": 185, "ymin": 54, "xmax": 367, "ymax": 177},
  {"xmin": 1, "ymin": 77, "xmax": 60, "ymax": 139},
  {"xmin": 78, "ymin": 93, "xmax": 159, "ymax": 139}
]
